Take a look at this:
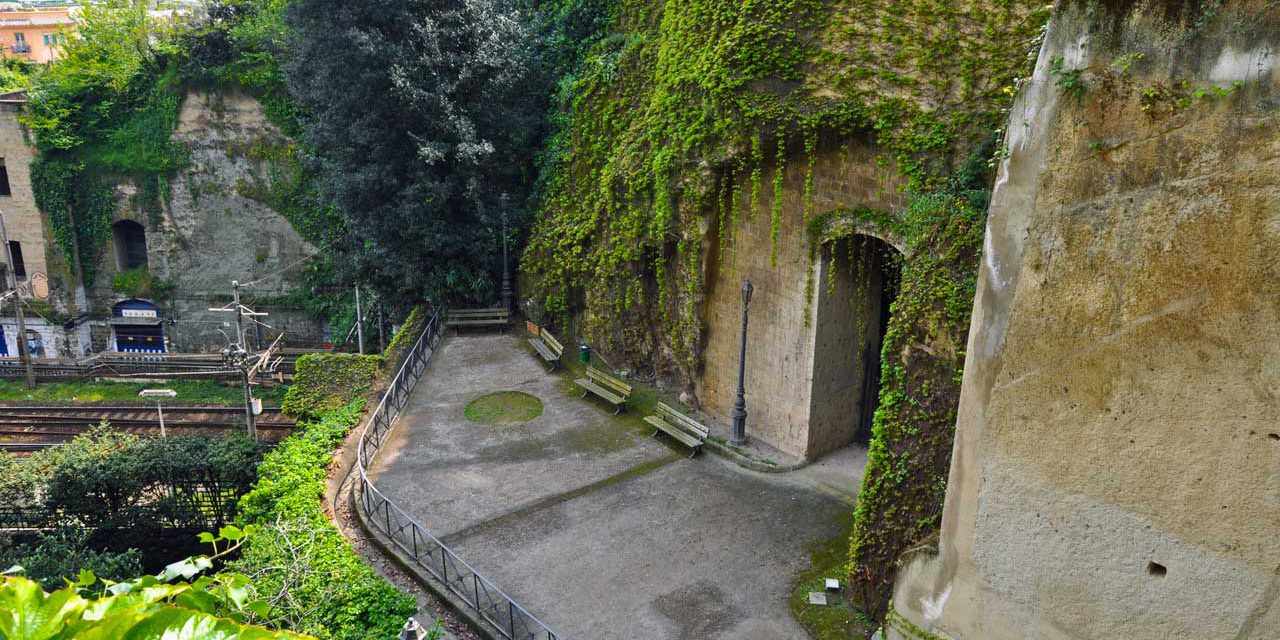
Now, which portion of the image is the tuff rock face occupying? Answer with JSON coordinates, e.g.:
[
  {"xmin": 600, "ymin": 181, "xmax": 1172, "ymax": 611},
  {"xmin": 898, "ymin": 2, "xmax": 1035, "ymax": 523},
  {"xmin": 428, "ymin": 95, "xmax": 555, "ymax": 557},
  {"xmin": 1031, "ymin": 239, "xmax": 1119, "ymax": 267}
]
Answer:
[{"xmin": 888, "ymin": 2, "xmax": 1280, "ymax": 638}]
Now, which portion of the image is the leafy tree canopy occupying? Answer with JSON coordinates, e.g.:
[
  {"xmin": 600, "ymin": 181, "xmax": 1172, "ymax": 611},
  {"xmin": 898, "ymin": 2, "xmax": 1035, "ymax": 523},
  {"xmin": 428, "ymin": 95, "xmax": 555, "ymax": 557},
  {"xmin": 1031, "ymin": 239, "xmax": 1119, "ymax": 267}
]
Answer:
[{"xmin": 283, "ymin": 0, "xmax": 546, "ymax": 303}]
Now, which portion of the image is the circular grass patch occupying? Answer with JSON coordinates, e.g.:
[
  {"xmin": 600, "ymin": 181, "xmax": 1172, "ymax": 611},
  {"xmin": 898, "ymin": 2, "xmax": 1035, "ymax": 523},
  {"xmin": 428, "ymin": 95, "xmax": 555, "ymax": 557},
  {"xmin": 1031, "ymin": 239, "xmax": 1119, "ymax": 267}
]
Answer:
[{"xmin": 464, "ymin": 391, "xmax": 544, "ymax": 426}]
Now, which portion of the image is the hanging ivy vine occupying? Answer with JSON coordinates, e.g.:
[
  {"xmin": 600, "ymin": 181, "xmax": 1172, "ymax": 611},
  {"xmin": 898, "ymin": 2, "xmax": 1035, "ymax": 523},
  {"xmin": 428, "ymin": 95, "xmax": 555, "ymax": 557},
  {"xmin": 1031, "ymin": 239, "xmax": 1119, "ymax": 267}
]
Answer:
[
  {"xmin": 523, "ymin": 0, "xmax": 1050, "ymax": 380},
  {"xmin": 523, "ymin": 0, "xmax": 1051, "ymax": 623}
]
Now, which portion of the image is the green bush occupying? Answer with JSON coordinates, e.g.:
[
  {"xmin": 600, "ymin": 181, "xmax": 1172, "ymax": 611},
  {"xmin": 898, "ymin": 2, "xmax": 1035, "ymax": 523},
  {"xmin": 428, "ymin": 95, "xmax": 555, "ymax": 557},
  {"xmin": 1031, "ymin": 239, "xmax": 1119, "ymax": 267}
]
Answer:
[
  {"xmin": 0, "ymin": 528, "xmax": 143, "ymax": 592},
  {"xmin": 232, "ymin": 401, "xmax": 416, "ymax": 640},
  {"xmin": 111, "ymin": 266, "xmax": 176, "ymax": 300},
  {"xmin": 281, "ymin": 354, "xmax": 382, "ymax": 420},
  {"xmin": 9, "ymin": 427, "xmax": 267, "ymax": 531},
  {"xmin": 382, "ymin": 304, "xmax": 428, "ymax": 371}
]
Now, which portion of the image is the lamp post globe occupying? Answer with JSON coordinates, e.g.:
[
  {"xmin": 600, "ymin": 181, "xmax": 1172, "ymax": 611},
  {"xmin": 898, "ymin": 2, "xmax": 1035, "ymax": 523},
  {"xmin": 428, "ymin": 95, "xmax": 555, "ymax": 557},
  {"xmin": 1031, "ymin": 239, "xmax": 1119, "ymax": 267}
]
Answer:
[{"xmin": 730, "ymin": 279, "xmax": 753, "ymax": 446}]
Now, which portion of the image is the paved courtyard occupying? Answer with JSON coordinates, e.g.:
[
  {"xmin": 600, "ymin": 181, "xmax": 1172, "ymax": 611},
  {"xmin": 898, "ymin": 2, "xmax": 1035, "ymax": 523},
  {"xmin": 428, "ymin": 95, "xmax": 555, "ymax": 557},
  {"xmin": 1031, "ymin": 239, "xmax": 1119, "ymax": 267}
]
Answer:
[{"xmin": 370, "ymin": 334, "xmax": 865, "ymax": 640}]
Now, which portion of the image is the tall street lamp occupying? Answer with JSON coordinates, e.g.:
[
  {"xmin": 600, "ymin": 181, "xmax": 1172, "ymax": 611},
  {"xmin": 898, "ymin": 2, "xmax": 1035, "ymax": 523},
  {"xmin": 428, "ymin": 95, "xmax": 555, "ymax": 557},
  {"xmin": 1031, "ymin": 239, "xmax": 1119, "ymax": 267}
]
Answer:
[
  {"xmin": 499, "ymin": 193, "xmax": 513, "ymax": 313},
  {"xmin": 731, "ymin": 279, "xmax": 753, "ymax": 446},
  {"xmin": 140, "ymin": 388, "xmax": 177, "ymax": 438}
]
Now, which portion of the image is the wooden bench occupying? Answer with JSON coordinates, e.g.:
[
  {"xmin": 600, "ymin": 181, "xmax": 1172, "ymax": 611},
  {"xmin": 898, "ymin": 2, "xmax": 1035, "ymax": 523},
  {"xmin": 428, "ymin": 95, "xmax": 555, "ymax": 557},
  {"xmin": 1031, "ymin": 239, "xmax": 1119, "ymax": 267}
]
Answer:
[
  {"xmin": 446, "ymin": 308, "xmax": 510, "ymax": 334},
  {"xmin": 574, "ymin": 366, "xmax": 632, "ymax": 415},
  {"xmin": 528, "ymin": 329, "xmax": 565, "ymax": 371},
  {"xmin": 644, "ymin": 402, "xmax": 710, "ymax": 458}
]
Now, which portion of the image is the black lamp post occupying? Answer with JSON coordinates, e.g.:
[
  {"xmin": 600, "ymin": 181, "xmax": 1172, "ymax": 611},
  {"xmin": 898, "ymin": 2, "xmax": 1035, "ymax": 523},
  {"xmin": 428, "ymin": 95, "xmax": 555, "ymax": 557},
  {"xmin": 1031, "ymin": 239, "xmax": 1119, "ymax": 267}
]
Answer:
[
  {"xmin": 499, "ymin": 194, "xmax": 513, "ymax": 313},
  {"xmin": 730, "ymin": 279, "xmax": 753, "ymax": 446}
]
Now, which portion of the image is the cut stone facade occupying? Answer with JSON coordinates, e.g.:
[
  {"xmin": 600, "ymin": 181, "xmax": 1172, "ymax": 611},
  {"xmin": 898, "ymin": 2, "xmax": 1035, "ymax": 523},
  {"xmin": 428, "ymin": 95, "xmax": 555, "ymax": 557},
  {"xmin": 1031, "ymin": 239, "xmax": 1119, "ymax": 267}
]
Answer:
[
  {"xmin": 0, "ymin": 97, "xmax": 48, "ymax": 281},
  {"xmin": 0, "ymin": 90, "xmax": 324, "ymax": 358},
  {"xmin": 698, "ymin": 141, "xmax": 905, "ymax": 459},
  {"xmin": 889, "ymin": 2, "xmax": 1280, "ymax": 638},
  {"xmin": 83, "ymin": 90, "xmax": 324, "ymax": 353}
]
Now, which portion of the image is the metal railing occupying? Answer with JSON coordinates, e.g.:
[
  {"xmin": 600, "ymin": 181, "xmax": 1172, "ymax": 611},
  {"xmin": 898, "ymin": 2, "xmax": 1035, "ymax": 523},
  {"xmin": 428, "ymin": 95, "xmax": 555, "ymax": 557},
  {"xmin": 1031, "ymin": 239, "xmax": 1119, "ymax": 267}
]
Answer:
[{"xmin": 355, "ymin": 306, "xmax": 561, "ymax": 640}]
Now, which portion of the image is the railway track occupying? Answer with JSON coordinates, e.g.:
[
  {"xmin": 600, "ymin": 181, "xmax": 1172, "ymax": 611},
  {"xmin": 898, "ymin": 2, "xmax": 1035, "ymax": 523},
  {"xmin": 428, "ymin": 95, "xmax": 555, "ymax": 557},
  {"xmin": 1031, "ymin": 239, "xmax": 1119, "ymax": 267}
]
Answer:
[{"xmin": 0, "ymin": 405, "xmax": 296, "ymax": 452}]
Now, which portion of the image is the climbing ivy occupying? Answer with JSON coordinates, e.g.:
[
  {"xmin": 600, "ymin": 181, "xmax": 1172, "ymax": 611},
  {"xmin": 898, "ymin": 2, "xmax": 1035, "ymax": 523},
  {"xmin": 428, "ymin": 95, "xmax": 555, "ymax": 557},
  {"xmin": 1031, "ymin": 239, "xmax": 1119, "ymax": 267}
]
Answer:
[
  {"xmin": 522, "ymin": 0, "xmax": 1050, "ymax": 622},
  {"xmin": 844, "ymin": 190, "xmax": 986, "ymax": 621},
  {"xmin": 22, "ymin": 1, "xmax": 189, "ymax": 286},
  {"xmin": 523, "ymin": 0, "xmax": 1050, "ymax": 380}
]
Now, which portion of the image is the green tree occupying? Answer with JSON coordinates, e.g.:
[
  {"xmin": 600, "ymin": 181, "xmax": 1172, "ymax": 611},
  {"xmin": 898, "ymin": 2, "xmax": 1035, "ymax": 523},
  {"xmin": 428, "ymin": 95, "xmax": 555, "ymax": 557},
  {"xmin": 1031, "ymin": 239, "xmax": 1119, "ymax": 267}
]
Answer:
[{"xmin": 283, "ymin": 0, "xmax": 545, "ymax": 303}]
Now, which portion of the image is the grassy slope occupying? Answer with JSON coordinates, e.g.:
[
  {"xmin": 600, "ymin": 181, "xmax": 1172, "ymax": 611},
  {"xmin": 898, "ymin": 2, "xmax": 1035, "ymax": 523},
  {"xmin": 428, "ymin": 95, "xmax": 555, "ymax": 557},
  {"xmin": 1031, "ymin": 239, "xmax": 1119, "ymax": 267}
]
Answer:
[{"xmin": 0, "ymin": 379, "xmax": 288, "ymax": 406}]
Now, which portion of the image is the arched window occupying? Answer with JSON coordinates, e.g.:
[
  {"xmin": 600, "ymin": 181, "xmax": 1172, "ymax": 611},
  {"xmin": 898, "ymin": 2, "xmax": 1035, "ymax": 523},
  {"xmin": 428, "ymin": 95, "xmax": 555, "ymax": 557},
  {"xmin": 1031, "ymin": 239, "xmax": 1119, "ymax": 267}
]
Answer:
[{"xmin": 112, "ymin": 220, "xmax": 148, "ymax": 271}]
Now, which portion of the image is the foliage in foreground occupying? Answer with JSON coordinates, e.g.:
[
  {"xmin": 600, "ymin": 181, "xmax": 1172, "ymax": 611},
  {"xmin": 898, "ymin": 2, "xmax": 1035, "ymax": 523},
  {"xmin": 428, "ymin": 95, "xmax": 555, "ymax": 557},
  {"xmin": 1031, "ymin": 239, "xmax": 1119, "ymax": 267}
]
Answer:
[
  {"xmin": 232, "ymin": 401, "xmax": 415, "ymax": 640},
  {"xmin": 0, "ymin": 524, "xmax": 311, "ymax": 640},
  {"xmin": 0, "ymin": 529, "xmax": 142, "ymax": 593}
]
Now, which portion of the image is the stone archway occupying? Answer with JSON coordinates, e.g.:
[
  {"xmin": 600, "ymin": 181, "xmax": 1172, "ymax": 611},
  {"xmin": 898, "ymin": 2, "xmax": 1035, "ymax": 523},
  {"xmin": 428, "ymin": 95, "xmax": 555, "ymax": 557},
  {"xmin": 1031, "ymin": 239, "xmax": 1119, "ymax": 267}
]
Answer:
[
  {"xmin": 807, "ymin": 234, "xmax": 902, "ymax": 456},
  {"xmin": 112, "ymin": 220, "xmax": 148, "ymax": 271}
]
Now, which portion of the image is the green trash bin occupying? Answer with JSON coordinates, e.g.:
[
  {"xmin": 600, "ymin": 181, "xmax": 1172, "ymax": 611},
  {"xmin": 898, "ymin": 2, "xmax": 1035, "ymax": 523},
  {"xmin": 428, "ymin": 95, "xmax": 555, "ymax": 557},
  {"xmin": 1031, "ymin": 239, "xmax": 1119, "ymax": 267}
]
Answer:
[{"xmin": 579, "ymin": 343, "xmax": 591, "ymax": 363}]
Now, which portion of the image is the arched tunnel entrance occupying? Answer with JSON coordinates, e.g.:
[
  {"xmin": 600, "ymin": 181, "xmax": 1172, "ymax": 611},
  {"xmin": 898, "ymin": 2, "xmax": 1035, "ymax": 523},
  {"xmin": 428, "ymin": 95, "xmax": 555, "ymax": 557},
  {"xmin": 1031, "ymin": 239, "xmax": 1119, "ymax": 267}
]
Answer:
[{"xmin": 808, "ymin": 234, "xmax": 902, "ymax": 456}]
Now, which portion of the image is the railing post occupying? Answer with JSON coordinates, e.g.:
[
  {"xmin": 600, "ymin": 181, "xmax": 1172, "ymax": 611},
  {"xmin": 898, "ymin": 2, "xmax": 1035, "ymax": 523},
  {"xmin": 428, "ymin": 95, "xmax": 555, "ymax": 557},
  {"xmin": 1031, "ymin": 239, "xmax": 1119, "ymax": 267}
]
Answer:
[
  {"xmin": 509, "ymin": 601, "xmax": 516, "ymax": 639},
  {"xmin": 474, "ymin": 574, "xmax": 480, "ymax": 610}
]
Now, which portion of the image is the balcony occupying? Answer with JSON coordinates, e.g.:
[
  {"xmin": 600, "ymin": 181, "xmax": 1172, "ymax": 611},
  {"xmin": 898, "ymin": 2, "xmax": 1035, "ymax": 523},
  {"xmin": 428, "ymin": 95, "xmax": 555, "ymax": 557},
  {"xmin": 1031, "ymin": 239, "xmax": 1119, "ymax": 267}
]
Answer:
[{"xmin": 10, "ymin": 44, "xmax": 30, "ymax": 54}]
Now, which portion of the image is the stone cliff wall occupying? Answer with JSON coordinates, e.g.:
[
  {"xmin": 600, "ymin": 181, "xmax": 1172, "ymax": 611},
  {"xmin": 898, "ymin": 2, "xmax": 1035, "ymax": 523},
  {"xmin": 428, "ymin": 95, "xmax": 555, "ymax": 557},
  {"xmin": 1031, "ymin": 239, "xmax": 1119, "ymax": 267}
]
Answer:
[
  {"xmin": 699, "ymin": 141, "xmax": 905, "ymax": 458},
  {"xmin": 889, "ymin": 2, "xmax": 1280, "ymax": 638},
  {"xmin": 84, "ymin": 90, "xmax": 323, "ymax": 352}
]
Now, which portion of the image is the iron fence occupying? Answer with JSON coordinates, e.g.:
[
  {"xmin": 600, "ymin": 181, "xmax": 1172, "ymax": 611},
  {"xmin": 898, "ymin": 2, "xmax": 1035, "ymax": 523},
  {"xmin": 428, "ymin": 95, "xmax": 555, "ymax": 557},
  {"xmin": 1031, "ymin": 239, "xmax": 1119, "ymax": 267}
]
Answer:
[{"xmin": 355, "ymin": 307, "xmax": 561, "ymax": 640}]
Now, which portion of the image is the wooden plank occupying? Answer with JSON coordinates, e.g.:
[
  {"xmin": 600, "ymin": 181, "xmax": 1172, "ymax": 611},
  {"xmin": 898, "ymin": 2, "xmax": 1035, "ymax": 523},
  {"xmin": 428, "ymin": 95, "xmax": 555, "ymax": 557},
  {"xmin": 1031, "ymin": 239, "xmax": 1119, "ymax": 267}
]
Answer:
[
  {"xmin": 542, "ymin": 330, "xmax": 563, "ymax": 355},
  {"xmin": 586, "ymin": 367, "xmax": 631, "ymax": 397},
  {"xmin": 645, "ymin": 416, "xmax": 701, "ymax": 448},
  {"xmin": 575, "ymin": 379, "xmax": 623, "ymax": 405}
]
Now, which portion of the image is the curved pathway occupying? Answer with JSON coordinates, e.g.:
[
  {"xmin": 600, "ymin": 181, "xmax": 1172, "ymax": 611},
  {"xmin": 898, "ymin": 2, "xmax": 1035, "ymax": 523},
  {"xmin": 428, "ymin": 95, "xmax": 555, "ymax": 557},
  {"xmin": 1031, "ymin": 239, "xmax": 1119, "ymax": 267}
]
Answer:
[{"xmin": 369, "ymin": 334, "xmax": 864, "ymax": 640}]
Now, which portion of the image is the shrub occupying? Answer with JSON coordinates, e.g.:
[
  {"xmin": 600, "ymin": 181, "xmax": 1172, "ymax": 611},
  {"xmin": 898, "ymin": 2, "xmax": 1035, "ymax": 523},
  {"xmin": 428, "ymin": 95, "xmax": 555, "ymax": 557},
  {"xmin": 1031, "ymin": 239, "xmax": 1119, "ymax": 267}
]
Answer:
[
  {"xmin": 382, "ymin": 304, "xmax": 428, "ymax": 372},
  {"xmin": 232, "ymin": 401, "xmax": 416, "ymax": 640},
  {"xmin": 0, "ymin": 528, "xmax": 142, "ymax": 591},
  {"xmin": 1, "ymin": 426, "xmax": 265, "ymax": 531},
  {"xmin": 281, "ymin": 354, "xmax": 382, "ymax": 420},
  {"xmin": 111, "ymin": 266, "xmax": 176, "ymax": 300}
]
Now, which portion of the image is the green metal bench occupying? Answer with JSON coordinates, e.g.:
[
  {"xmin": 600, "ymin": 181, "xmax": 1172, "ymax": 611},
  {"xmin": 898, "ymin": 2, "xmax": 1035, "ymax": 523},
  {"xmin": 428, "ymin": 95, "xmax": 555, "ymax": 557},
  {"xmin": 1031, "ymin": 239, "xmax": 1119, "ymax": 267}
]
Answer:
[
  {"xmin": 528, "ymin": 329, "xmax": 564, "ymax": 371},
  {"xmin": 574, "ymin": 365, "xmax": 632, "ymax": 415},
  {"xmin": 446, "ymin": 308, "xmax": 510, "ymax": 334},
  {"xmin": 644, "ymin": 402, "xmax": 709, "ymax": 458}
]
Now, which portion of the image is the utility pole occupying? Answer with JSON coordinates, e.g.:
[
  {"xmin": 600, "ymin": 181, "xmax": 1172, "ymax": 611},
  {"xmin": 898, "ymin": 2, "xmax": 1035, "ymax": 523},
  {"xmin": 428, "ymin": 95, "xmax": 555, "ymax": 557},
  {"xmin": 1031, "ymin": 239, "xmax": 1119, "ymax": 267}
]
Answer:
[
  {"xmin": 0, "ymin": 212, "xmax": 35, "ymax": 389},
  {"xmin": 354, "ymin": 285, "xmax": 365, "ymax": 355},
  {"xmin": 377, "ymin": 305, "xmax": 385, "ymax": 353},
  {"xmin": 231, "ymin": 280, "xmax": 245, "ymax": 347},
  {"xmin": 211, "ymin": 280, "xmax": 269, "ymax": 438}
]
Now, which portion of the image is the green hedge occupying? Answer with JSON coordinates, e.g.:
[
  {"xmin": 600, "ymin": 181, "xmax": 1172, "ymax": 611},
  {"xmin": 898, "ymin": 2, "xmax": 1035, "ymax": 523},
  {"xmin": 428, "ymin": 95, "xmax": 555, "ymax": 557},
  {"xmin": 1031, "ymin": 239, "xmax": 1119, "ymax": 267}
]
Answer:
[
  {"xmin": 232, "ymin": 401, "xmax": 415, "ymax": 639},
  {"xmin": 382, "ymin": 304, "xmax": 428, "ymax": 372},
  {"xmin": 281, "ymin": 354, "xmax": 383, "ymax": 420}
]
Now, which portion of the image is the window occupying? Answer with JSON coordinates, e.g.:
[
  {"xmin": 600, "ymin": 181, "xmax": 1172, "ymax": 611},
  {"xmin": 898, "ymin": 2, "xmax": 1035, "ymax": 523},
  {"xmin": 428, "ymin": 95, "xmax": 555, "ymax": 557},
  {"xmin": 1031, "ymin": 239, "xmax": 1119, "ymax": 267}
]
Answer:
[
  {"xmin": 7, "ymin": 240, "xmax": 24, "ymax": 279},
  {"xmin": 42, "ymin": 34, "xmax": 49, "ymax": 46},
  {"xmin": 112, "ymin": 220, "xmax": 148, "ymax": 271},
  {"xmin": 14, "ymin": 33, "xmax": 25, "ymax": 44},
  {"xmin": 0, "ymin": 158, "xmax": 10, "ymax": 197}
]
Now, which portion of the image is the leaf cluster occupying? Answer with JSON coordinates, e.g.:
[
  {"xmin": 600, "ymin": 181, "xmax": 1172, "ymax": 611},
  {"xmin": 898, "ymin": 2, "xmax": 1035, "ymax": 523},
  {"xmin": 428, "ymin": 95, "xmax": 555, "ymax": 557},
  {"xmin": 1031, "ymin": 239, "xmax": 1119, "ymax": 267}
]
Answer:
[
  {"xmin": 231, "ymin": 402, "xmax": 417, "ymax": 639},
  {"xmin": 0, "ymin": 528, "xmax": 311, "ymax": 640},
  {"xmin": 282, "ymin": 0, "xmax": 547, "ymax": 304}
]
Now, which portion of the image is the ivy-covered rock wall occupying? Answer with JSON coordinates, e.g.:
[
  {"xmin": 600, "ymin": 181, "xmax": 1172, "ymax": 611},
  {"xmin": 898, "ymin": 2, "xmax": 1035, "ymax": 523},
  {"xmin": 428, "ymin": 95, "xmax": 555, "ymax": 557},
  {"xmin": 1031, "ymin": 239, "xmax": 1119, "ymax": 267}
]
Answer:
[{"xmin": 523, "ymin": 0, "xmax": 1051, "ymax": 619}]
